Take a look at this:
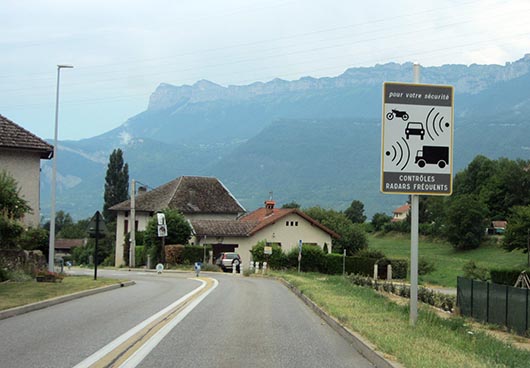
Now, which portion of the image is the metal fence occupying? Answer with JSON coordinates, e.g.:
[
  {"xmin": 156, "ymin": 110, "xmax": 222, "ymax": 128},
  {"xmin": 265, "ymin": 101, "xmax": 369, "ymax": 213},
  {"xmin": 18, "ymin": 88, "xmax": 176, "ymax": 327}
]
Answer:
[{"xmin": 457, "ymin": 276, "xmax": 530, "ymax": 335}]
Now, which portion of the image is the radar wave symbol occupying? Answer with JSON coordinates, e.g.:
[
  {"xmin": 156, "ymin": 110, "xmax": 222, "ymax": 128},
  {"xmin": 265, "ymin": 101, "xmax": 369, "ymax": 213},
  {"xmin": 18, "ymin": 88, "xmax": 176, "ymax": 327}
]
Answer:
[
  {"xmin": 426, "ymin": 108, "xmax": 450, "ymax": 141},
  {"xmin": 386, "ymin": 137, "xmax": 410, "ymax": 171}
]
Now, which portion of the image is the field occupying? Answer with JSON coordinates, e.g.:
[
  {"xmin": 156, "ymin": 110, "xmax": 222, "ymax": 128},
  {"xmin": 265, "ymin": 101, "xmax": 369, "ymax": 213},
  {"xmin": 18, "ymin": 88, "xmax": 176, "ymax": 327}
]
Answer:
[{"xmin": 368, "ymin": 234, "xmax": 528, "ymax": 287}]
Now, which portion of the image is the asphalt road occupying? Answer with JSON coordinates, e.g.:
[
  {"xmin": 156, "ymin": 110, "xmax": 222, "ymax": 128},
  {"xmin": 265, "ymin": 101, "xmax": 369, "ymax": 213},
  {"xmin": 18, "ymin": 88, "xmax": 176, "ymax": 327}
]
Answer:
[{"xmin": 0, "ymin": 270, "xmax": 373, "ymax": 368}]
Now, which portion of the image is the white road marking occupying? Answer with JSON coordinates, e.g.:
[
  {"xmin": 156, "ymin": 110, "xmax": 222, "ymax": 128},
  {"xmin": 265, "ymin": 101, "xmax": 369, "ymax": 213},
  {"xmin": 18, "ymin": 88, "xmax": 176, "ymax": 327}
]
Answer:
[{"xmin": 73, "ymin": 278, "xmax": 217, "ymax": 368}]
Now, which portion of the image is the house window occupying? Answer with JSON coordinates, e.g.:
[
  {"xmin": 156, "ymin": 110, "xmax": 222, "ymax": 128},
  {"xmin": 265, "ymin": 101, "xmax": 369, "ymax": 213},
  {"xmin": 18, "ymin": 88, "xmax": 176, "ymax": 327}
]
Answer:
[
  {"xmin": 124, "ymin": 220, "xmax": 128, "ymax": 234},
  {"xmin": 290, "ymin": 221, "xmax": 294, "ymax": 226},
  {"xmin": 295, "ymin": 221, "xmax": 298, "ymax": 226},
  {"xmin": 286, "ymin": 221, "xmax": 289, "ymax": 226},
  {"xmin": 135, "ymin": 220, "xmax": 139, "ymax": 232}
]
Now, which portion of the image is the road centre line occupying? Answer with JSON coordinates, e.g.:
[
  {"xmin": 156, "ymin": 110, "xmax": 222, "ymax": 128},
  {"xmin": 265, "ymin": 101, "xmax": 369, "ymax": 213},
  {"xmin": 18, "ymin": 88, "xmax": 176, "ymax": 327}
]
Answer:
[{"xmin": 73, "ymin": 277, "xmax": 218, "ymax": 368}]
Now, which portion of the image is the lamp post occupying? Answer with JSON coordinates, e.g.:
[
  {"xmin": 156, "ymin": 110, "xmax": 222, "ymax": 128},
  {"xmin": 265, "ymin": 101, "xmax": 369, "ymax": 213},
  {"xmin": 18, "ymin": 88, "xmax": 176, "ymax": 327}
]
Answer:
[{"xmin": 48, "ymin": 64, "xmax": 73, "ymax": 272}]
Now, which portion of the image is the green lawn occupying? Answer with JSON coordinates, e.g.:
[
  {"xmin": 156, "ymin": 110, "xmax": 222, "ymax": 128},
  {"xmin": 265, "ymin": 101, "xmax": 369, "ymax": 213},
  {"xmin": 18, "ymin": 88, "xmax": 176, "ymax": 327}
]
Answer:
[
  {"xmin": 0, "ymin": 275, "xmax": 125, "ymax": 311},
  {"xmin": 368, "ymin": 234, "xmax": 528, "ymax": 287}
]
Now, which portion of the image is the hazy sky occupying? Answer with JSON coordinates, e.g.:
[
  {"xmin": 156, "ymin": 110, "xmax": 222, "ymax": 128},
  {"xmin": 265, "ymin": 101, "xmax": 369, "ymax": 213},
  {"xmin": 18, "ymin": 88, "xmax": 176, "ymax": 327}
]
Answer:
[{"xmin": 2, "ymin": 0, "xmax": 530, "ymax": 141}]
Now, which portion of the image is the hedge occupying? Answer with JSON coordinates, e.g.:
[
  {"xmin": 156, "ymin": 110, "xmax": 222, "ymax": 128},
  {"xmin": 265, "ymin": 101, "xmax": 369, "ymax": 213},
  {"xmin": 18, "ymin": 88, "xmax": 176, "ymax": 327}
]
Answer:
[
  {"xmin": 490, "ymin": 268, "xmax": 530, "ymax": 286},
  {"xmin": 165, "ymin": 245, "xmax": 211, "ymax": 265}
]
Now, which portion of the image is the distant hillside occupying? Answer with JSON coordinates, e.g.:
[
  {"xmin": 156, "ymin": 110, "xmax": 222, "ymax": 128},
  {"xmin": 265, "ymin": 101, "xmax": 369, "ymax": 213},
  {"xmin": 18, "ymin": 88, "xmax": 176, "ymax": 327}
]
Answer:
[{"xmin": 40, "ymin": 55, "xmax": 530, "ymax": 220}]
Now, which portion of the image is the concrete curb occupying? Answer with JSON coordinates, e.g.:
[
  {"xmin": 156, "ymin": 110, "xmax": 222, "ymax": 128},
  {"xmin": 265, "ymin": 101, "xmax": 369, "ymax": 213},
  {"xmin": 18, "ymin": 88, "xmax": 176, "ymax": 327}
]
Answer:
[
  {"xmin": 0, "ymin": 280, "xmax": 135, "ymax": 321},
  {"xmin": 279, "ymin": 278, "xmax": 403, "ymax": 368}
]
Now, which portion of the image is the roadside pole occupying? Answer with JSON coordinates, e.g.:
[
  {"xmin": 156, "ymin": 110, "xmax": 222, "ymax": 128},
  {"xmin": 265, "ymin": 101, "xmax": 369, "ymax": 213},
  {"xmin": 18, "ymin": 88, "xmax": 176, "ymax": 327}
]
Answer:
[
  {"xmin": 409, "ymin": 63, "xmax": 420, "ymax": 325},
  {"xmin": 130, "ymin": 179, "xmax": 136, "ymax": 268},
  {"xmin": 343, "ymin": 249, "xmax": 346, "ymax": 277}
]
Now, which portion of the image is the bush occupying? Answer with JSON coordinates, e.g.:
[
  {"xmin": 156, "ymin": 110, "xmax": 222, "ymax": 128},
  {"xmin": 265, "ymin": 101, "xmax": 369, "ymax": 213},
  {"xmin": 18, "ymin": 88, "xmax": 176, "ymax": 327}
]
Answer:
[
  {"xmin": 463, "ymin": 261, "xmax": 489, "ymax": 281},
  {"xmin": 418, "ymin": 257, "xmax": 436, "ymax": 275},
  {"xmin": 250, "ymin": 241, "xmax": 288, "ymax": 269},
  {"xmin": 181, "ymin": 245, "xmax": 207, "ymax": 264},
  {"xmin": 165, "ymin": 245, "xmax": 208, "ymax": 266},
  {"xmin": 356, "ymin": 248, "xmax": 386, "ymax": 259},
  {"xmin": 135, "ymin": 245, "xmax": 146, "ymax": 266},
  {"xmin": 0, "ymin": 267, "xmax": 8, "ymax": 281},
  {"xmin": 389, "ymin": 259, "xmax": 408, "ymax": 279},
  {"xmin": 287, "ymin": 245, "xmax": 325, "ymax": 272},
  {"xmin": 489, "ymin": 268, "xmax": 529, "ymax": 286}
]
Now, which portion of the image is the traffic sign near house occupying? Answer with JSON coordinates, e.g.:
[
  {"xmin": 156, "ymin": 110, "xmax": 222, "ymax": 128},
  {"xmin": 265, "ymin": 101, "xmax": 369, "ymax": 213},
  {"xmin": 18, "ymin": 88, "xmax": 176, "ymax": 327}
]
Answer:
[{"xmin": 381, "ymin": 82, "xmax": 454, "ymax": 195}]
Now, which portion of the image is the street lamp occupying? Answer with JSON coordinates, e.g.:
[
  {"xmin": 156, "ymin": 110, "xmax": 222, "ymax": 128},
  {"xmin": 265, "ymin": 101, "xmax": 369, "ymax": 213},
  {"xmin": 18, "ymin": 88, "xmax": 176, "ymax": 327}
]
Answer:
[{"xmin": 48, "ymin": 64, "xmax": 73, "ymax": 272}]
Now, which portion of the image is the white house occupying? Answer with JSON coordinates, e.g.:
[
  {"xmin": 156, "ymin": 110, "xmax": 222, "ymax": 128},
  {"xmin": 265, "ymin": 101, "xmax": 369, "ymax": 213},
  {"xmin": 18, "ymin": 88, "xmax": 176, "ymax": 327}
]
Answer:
[
  {"xmin": 109, "ymin": 176, "xmax": 245, "ymax": 266},
  {"xmin": 0, "ymin": 114, "xmax": 53, "ymax": 227},
  {"xmin": 190, "ymin": 200, "xmax": 338, "ymax": 268},
  {"xmin": 391, "ymin": 203, "xmax": 410, "ymax": 222}
]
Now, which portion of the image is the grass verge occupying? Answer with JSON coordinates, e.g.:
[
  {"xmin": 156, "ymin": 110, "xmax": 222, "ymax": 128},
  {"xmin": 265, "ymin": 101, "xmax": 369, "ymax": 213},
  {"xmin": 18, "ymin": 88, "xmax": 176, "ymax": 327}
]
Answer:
[
  {"xmin": 369, "ymin": 234, "xmax": 527, "ymax": 287},
  {"xmin": 0, "ymin": 275, "xmax": 125, "ymax": 311},
  {"xmin": 278, "ymin": 271, "xmax": 530, "ymax": 368}
]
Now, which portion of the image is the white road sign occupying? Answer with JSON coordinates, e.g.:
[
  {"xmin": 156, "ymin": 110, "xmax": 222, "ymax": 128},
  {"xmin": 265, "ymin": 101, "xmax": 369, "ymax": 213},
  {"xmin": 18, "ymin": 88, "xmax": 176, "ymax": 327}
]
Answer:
[{"xmin": 381, "ymin": 82, "xmax": 454, "ymax": 195}]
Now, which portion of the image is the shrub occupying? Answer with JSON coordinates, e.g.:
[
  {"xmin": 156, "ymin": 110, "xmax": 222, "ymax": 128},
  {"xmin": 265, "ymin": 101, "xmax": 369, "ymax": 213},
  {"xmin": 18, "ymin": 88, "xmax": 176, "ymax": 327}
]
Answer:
[
  {"xmin": 389, "ymin": 259, "xmax": 408, "ymax": 279},
  {"xmin": 418, "ymin": 257, "xmax": 436, "ymax": 275},
  {"xmin": 181, "ymin": 245, "xmax": 207, "ymax": 264},
  {"xmin": 251, "ymin": 241, "xmax": 288, "ymax": 269},
  {"xmin": 356, "ymin": 248, "xmax": 386, "ymax": 259},
  {"xmin": 135, "ymin": 246, "xmax": 146, "ymax": 266},
  {"xmin": 287, "ymin": 245, "xmax": 325, "ymax": 272},
  {"xmin": 489, "ymin": 268, "xmax": 529, "ymax": 286},
  {"xmin": 0, "ymin": 267, "xmax": 8, "ymax": 281},
  {"xmin": 463, "ymin": 260, "xmax": 489, "ymax": 281}
]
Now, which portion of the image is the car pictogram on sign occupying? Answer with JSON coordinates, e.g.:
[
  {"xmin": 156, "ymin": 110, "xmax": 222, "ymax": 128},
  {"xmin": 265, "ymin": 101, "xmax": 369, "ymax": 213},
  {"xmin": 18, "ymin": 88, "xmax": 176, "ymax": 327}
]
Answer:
[{"xmin": 405, "ymin": 122, "xmax": 425, "ymax": 140}]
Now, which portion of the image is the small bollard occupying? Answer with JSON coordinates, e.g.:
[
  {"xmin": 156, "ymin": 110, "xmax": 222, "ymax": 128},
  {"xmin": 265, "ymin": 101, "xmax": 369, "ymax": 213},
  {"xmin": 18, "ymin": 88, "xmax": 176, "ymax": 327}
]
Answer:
[
  {"xmin": 249, "ymin": 261, "xmax": 254, "ymax": 271},
  {"xmin": 373, "ymin": 263, "xmax": 378, "ymax": 281},
  {"xmin": 387, "ymin": 264, "xmax": 392, "ymax": 281},
  {"xmin": 255, "ymin": 262, "xmax": 259, "ymax": 273},
  {"xmin": 262, "ymin": 262, "xmax": 267, "ymax": 274},
  {"xmin": 240, "ymin": 264, "xmax": 244, "ymax": 275}
]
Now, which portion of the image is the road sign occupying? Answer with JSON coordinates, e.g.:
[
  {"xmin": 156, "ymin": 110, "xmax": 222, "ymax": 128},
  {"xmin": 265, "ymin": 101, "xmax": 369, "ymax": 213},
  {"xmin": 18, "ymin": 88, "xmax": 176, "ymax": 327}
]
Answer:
[{"xmin": 381, "ymin": 82, "xmax": 454, "ymax": 195}]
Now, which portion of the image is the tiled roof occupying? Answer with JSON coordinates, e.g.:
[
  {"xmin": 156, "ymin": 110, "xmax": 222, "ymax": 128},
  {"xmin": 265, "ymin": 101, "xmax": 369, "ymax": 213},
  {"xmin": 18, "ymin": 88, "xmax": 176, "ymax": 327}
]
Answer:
[
  {"xmin": 190, "ymin": 219, "xmax": 257, "ymax": 237},
  {"xmin": 109, "ymin": 176, "xmax": 245, "ymax": 214},
  {"xmin": 240, "ymin": 207, "xmax": 340, "ymax": 238},
  {"xmin": 393, "ymin": 203, "xmax": 410, "ymax": 214},
  {"xmin": 0, "ymin": 114, "xmax": 53, "ymax": 159},
  {"xmin": 492, "ymin": 220, "xmax": 507, "ymax": 229},
  {"xmin": 55, "ymin": 238, "xmax": 86, "ymax": 250}
]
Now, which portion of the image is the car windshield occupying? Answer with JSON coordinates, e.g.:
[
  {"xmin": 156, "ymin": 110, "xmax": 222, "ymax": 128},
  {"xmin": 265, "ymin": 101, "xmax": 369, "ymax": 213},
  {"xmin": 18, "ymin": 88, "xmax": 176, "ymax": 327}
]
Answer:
[{"xmin": 225, "ymin": 253, "xmax": 238, "ymax": 259}]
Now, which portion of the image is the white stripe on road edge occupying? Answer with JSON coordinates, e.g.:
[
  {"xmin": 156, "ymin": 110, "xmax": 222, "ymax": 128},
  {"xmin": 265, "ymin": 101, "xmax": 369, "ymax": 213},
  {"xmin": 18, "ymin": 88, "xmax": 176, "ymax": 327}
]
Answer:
[
  {"xmin": 120, "ymin": 278, "xmax": 218, "ymax": 368},
  {"xmin": 73, "ymin": 278, "xmax": 217, "ymax": 368}
]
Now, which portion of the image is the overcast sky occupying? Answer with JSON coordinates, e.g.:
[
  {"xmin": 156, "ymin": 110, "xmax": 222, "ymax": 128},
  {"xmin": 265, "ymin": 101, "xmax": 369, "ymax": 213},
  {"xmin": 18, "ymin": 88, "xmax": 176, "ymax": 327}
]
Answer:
[{"xmin": 2, "ymin": 0, "xmax": 530, "ymax": 140}]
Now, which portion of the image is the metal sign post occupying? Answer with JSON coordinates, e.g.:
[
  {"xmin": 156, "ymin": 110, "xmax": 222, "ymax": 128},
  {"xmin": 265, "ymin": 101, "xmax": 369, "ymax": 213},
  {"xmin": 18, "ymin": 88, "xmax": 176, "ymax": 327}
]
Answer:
[
  {"xmin": 156, "ymin": 212, "xmax": 167, "ymax": 264},
  {"xmin": 88, "ymin": 211, "xmax": 107, "ymax": 281},
  {"xmin": 297, "ymin": 239, "xmax": 302, "ymax": 273},
  {"xmin": 381, "ymin": 64, "xmax": 454, "ymax": 326}
]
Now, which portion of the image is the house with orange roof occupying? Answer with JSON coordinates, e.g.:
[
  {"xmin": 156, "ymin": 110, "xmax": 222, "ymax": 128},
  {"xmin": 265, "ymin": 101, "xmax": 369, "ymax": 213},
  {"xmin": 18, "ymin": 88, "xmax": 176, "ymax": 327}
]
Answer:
[
  {"xmin": 391, "ymin": 203, "xmax": 410, "ymax": 222},
  {"xmin": 190, "ymin": 199, "xmax": 338, "ymax": 268}
]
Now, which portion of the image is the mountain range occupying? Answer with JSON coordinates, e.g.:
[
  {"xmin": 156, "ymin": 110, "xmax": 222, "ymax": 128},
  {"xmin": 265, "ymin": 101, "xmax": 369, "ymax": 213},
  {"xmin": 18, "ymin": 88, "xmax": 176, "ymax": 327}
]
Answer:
[{"xmin": 40, "ymin": 55, "xmax": 530, "ymax": 221}]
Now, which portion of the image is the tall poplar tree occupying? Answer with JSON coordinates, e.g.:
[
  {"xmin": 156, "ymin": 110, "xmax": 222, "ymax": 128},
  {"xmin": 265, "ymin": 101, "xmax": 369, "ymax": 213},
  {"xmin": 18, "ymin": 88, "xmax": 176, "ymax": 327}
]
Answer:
[{"xmin": 103, "ymin": 149, "xmax": 129, "ymax": 222}]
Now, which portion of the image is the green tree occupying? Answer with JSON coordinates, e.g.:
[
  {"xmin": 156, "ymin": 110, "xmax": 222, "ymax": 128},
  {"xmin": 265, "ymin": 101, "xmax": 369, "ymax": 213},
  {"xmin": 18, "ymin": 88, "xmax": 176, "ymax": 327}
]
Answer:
[
  {"xmin": 344, "ymin": 200, "xmax": 367, "ymax": 224},
  {"xmin": 0, "ymin": 170, "xmax": 31, "ymax": 219},
  {"xmin": 145, "ymin": 209, "xmax": 192, "ymax": 263},
  {"xmin": 303, "ymin": 206, "xmax": 367, "ymax": 255},
  {"xmin": 59, "ymin": 218, "xmax": 90, "ymax": 239},
  {"xmin": 103, "ymin": 149, "xmax": 129, "ymax": 222},
  {"xmin": 371, "ymin": 212, "xmax": 392, "ymax": 232},
  {"xmin": 444, "ymin": 194, "xmax": 489, "ymax": 250},
  {"xmin": 503, "ymin": 206, "xmax": 530, "ymax": 252},
  {"xmin": 281, "ymin": 201, "xmax": 301, "ymax": 209},
  {"xmin": 0, "ymin": 171, "xmax": 30, "ymax": 248}
]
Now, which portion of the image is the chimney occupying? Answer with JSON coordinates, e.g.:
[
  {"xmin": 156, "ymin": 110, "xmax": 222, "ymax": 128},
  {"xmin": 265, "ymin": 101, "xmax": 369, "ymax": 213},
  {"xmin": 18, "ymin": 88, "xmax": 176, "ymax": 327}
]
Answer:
[
  {"xmin": 265, "ymin": 199, "xmax": 275, "ymax": 215},
  {"xmin": 138, "ymin": 186, "xmax": 147, "ymax": 194}
]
